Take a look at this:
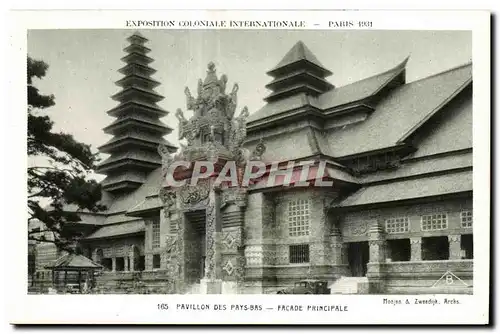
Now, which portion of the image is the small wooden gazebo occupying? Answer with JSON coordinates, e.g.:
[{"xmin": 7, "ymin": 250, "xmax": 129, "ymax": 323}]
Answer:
[{"xmin": 46, "ymin": 253, "xmax": 102, "ymax": 293}]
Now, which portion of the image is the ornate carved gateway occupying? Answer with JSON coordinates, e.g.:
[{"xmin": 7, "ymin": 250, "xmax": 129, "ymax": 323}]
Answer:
[{"xmin": 158, "ymin": 63, "xmax": 265, "ymax": 294}]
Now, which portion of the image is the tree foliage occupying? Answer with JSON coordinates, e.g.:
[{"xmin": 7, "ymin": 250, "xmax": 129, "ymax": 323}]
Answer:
[{"xmin": 27, "ymin": 56, "xmax": 106, "ymax": 250}]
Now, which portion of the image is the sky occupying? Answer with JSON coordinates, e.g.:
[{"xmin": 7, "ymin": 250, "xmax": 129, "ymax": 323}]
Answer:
[{"xmin": 27, "ymin": 29, "xmax": 472, "ymax": 180}]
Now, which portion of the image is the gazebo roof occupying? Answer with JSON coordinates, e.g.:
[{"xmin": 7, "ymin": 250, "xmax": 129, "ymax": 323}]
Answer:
[{"xmin": 45, "ymin": 253, "xmax": 102, "ymax": 271}]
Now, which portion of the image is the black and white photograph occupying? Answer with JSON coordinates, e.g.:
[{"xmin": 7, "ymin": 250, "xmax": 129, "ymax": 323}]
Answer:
[{"xmin": 6, "ymin": 9, "xmax": 491, "ymax": 325}]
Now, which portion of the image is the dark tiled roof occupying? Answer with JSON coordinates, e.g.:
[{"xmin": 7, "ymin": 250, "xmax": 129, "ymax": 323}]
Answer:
[
  {"xmin": 103, "ymin": 114, "xmax": 174, "ymax": 133},
  {"xmin": 359, "ymin": 151, "xmax": 472, "ymax": 184},
  {"xmin": 101, "ymin": 172, "xmax": 146, "ymax": 187},
  {"xmin": 46, "ymin": 253, "xmax": 102, "ymax": 269},
  {"xmin": 99, "ymin": 132, "xmax": 174, "ymax": 150},
  {"xmin": 105, "ymin": 168, "xmax": 163, "ymax": 215},
  {"xmin": 85, "ymin": 220, "xmax": 145, "ymax": 239},
  {"xmin": 247, "ymin": 93, "xmax": 312, "ymax": 123},
  {"xmin": 336, "ymin": 170, "xmax": 472, "ymax": 208},
  {"xmin": 104, "ymin": 214, "xmax": 141, "ymax": 225},
  {"xmin": 97, "ymin": 150, "xmax": 162, "ymax": 167},
  {"xmin": 270, "ymin": 41, "xmax": 329, "ymax": 73},
  {"xmin": 409, "ymin": 94, "xmax": 472, "ymax": 159},
  {"xmin": 248, "ymin": 57, "xmax": 408, "ymax": 124},
  {"xmin": 316, "ymin": 57, "xmax": 408, "ymax": 111},
  {"xmin": 326, "ymin": 63, "xmax": 472, "ymax": 157},
  {"xmin": 127, "ymin": 195, "xmax": 162, "ymax": 216}
]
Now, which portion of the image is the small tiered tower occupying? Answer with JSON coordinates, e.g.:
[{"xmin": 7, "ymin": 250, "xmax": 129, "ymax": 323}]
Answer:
[
  {"xmin": 97, "ymin": 31, "xmax": 176, "ymax": 193},
  {"xmin": 264, "ymin": 41, "xmax": 334, "ymax": 102}
]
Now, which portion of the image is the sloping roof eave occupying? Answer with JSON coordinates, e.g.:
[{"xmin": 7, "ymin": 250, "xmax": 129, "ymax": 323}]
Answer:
[{"xmin": 335, "ymin": 170, "xmax": 472, "ymax": 208}]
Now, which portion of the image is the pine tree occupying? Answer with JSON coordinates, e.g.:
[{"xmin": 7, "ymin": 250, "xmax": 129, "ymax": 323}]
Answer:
[{"xmin": 27, "ymin": 56, "xmax": 106, "ymax": 250}]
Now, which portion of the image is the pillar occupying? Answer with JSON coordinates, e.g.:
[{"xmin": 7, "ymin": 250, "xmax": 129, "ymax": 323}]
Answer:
[
  {"xmin": 234, "ymin": 206, "xmax": 246, "ymax": 290},
  {"xmin": 111, "ymin": 257, "xmax": 116, "ymax": 272},
  {"xmin": 129, "ymin": 253, "xmax": 135, "ymax": 272},
  {"xmin": 124, "ymin": 257, "xmax": 129, "ymax": 271},
  {"xmin": 330, "ymin": 227, "xmax": 346, "ymax": 265},
  {"xmin": 410, "ymin": 237, "xmax": 422, "ymax": 261},
  {"xmin": 144, "ymin": 218, "xmax": 154, "ymax": 271},
  {"xmin": 145, "ymin": 254, "xmax": 153, "ymax": 271},
  {"xmin": 201, "ymin": 187, "xmax": 223, "ymax": 294},
  {"xmin": 220, "ymin": 201, "xmax": 246, "ymax": 294},
  {"xmin": 448, "ymin": 235, "xmax": 462, "ymax": 260},
  {"xmin": 367, "ymin": 220, "xmax": 387, "ymax": 293},
  {"xmin": 368, "ymin": 221, "xmax": 387, "ymax": 263}
]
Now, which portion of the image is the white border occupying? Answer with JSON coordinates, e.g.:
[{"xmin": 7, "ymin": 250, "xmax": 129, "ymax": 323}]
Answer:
[{"xmin": 4, "ymin": 9, "xmax": 491, "ymax": 325}]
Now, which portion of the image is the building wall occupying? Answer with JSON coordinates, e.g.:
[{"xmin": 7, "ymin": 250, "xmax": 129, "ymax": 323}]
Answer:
[
  {"xmin": 243, "ymin": 191, "xmax": 276, "ymax": 293},
  {"xmin": 88, "ymin": 235, "xmax": 145, "ymax": 272},
  {"xmin": 338, "ymin": 196, "xmax": 473, "ymax": 293},
  {"xmin": 340, "ymin": 197, "xmax": 473, "ymax": 242},
  {"xmin": 89, "ymin": 235, "xmax": 145, "ymax": 259},
  {"xmin": 243, "ymin": 188, "xmax": 344, "ymax": 292}
]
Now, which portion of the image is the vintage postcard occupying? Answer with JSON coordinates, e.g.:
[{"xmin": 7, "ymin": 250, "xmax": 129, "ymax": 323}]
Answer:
[{"xmin": 6, "ymin": 9, "xmax": 490, "ymax": 325}]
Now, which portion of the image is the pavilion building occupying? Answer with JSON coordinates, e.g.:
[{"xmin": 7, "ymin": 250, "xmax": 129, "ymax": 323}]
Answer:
[{"xmin": 30, "ymin": 32, "xmax": 473, "ymax": 294}]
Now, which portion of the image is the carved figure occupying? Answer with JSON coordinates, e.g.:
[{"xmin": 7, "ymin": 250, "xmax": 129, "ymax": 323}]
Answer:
[
  {"xmin": 226, "ymin": 83, "xmax": 239, "ymax": 119},
  {"xmin": 219, "ymin": 74, "xmax": 228, "ymax": 94},
  {"xmin": 184, "ymin": 87, "xmax": 196, "ymax": 110}
]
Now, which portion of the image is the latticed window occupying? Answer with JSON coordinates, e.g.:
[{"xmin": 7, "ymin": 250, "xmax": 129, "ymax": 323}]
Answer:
[
  {"xmin": 169, "ymin": 219, "xmax": 178, "ymax": 234},
  {"xmin": 461, "ymin": 210, "xmax": 473, "ymax": 228},
  {"xmin": 288, "ymin": 199, "xmax": 311, "ymax": 237},
  {"xmin": 114, "ymin": 245, "xmax": 124, "ymax": 257},
  {"xmin": 289, "ymin": 244, "xmax": 310, "ymax": 263},
  {"xmin": 152, "ymin": 219, "xmax": 160, "ymax": 249},
  {"xmin": 385, "ymin": 217, "xmax": 410, "ymax": 234},
  {"xmin": 421, "ymin": 214, "xmax": 448, "ymax": 231}
]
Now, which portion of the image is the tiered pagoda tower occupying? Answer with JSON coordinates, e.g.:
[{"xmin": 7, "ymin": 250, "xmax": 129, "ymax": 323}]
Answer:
[
  {"xmin": 97, "ymin": 32, "xmax": 176, "ymax": 193},
  {"xmin": 264, "ymin": 41, "xmax": 334, "ymax": 102}
]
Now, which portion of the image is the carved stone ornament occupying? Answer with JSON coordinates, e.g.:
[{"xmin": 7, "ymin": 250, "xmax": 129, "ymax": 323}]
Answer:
[
  {"xmin": 162, "ymin": 62, "xmax": 265, "ymax": 168},
  {"xmin": 350, "ymin": 223, "xmax": 368, "ymax": 236},
  {"xmin": 223, "ymin": 259, "xmax": 235, "ymax": 276},
  {"xmin": 157, "ymin": 61, "xmax": 270, "ymax": 292},
  {"xmin": 178, "ymin": 182, "xmax": 210, "ymax": 208},
  {"xmin": 159, "ymin": 187, "xmax": 176, "ymax": 209},
  {"xmin": 222, "ymin": 229, "xmax": 242, "ymax": 250},
  {"xmin": 221, "ymin": 187, "xmax": 248, "ymax": 208},
  {"xmin": 410, "ymin": 238, "xmax": 422, "ymax": 244},
  {"xmin": 250, "ymin": 139, "xmax": 267, "ymax": 161},
  {"xmin": 204, "ymin": 200, "xmax": 216, "ymax": 279}
]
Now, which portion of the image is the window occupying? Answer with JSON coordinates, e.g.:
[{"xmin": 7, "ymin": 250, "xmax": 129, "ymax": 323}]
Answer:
[
  {"xmin": 101, "ymin": 258, "xmax": 112, "ymax": 271},
  {"xmin": 461, "ymin": 234, "xmax": 473, "ymax": 259},
  {"xmin": 288, "ymin": 199, "xmax": 311, "ymax": 237},
  {"xmin": 289, "ymin": 244, "xmax": 310, "ymax": 264},
  {"xmin": 152, "ymin": 219, "xmax": 160, "ymax": 249},
  {"xmin": 421, "ymin": 214, "xmax": 448, "ymax": 231},
  {"xmin": 422, "ymin": 236, "xmax": 449, "ymax": 261},
  {"xmin": 461, "ymin": 211, "xmax": 473, "ymax": 228},
  {"xmin": 153, "ymin": 254, "xmax": 161, "ymax": 269},
  {"xmin": 138, "ymin": 256, "xmax": 145, "ymax": 271},
  {"xmin": 387, "ymin": 239, "xmax": 411, "ymax": 261},
  {"xmin": 385, "ymin": 217, "xmax": 410, "ymax": 234},
  {"xmin": 115, "ymin": 257, "xmax": 125, "ymax": 271}
]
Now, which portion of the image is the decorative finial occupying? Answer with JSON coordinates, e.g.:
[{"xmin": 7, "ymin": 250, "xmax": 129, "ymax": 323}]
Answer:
[{"xmin": 203, "ymin": 62, "xmax": 218, "ymax": 86}]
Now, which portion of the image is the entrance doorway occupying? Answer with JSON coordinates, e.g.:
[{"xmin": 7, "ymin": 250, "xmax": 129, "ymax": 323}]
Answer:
[
  {"xmin": 347, "ymin": 241, "xmax": 369, "ymax": 277},
  {"xmin": 185, "ymin": 210, "xmax": 206, "ymax": 283}
]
